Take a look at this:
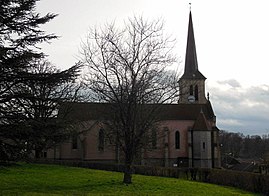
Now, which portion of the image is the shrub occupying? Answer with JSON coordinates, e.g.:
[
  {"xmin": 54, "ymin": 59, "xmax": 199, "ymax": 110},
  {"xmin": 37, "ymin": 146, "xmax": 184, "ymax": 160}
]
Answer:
[
  {"xmin": 194, "ymin": 168, "xmax": 269, "ymax": 195},
  {"xmin": 33, "ymin": 159, "xmax": 269, "ymax": 195}
]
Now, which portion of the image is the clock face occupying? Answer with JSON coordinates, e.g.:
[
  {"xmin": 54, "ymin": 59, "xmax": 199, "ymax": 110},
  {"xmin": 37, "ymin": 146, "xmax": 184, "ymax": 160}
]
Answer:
[{"xmin": 188, "ymin": 95, "xmax": 195, "ymax": 103}]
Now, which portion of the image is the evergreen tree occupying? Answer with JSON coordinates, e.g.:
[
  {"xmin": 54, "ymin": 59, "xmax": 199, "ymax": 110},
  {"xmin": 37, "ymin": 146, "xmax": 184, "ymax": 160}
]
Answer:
[
  {"xmin": 1, "ymin": 0, "xmax": 57, "ymax": 118},
  {"xmin": 0, "ymin": 0, "xmax": 79, "ymax": 161},
  {"xmin": 11, "ymin": 60, "xmax": 81, "ymax": 158}
]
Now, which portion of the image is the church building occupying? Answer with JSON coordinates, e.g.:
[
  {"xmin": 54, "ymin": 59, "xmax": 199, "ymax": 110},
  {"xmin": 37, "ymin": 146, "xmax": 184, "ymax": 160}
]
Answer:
[{"xmin": 47, "ymin": 11, "xmax": 221, "ymax": 168}]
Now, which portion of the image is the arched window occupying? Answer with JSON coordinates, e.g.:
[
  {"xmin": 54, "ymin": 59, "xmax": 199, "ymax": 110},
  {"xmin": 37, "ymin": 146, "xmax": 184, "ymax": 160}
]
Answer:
[
  {"xmin": 72, "ymin": 135, "xmax": 78, "ymax": 149},
  {"xmin": 189, "ymin": 85, "xmax": 193, "ymax": 95},
  {"xmin": 195, "ymin": 85, "xmax": 199, "ymax": 101},
  {"xmin": 175, "ymin": 131, "xmax": 180, "ymax": 149},
  {"xmin": 98, "ymin": 129, "xmax": 105, "ymax": 151},
  {"xmin": 151, "ymin": 129, "xmax": 157, "ymax": 149}
]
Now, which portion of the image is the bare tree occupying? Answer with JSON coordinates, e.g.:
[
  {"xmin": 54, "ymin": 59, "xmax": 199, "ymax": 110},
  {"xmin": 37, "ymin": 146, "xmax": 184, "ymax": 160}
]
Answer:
[{"xmin": 81, "ymin": 16, "xmax": 178, "ymax": 184}]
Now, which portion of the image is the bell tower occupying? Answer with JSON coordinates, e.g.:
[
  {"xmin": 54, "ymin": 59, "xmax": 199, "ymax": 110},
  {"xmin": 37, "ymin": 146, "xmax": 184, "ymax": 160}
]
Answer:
[{"xmin": 178, "ymin": 11, "xmax": 207, "ymax": 104}]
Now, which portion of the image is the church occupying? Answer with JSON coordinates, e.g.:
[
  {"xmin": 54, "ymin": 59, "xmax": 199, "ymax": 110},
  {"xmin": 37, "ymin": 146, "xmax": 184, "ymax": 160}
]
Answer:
[{"xmin": 47, "ymin": 11, "xmax": 221, "ymax": 168}]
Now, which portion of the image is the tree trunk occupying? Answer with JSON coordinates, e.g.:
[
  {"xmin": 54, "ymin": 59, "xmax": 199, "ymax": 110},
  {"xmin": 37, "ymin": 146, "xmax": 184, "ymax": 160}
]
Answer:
[{"xmin": 123, "ymin": 164, "xmax": 132, "ymax": 184}]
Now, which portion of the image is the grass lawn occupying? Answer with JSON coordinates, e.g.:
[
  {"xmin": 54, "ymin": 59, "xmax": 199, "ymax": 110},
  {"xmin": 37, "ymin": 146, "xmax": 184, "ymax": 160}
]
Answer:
[{"xmin": 0, "ymin": 163, "xmax": 259, "ymax": 195}]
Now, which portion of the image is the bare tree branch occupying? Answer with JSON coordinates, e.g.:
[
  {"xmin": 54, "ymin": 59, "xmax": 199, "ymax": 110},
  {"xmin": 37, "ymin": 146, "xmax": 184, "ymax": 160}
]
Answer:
[{"xmin": 81, "ymin": 16, "xmax": 178, "ymax": 184}]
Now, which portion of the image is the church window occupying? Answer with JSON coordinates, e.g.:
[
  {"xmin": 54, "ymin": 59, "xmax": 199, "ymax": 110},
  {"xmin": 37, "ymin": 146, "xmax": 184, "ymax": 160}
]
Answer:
[
  {"xmin": 72, "ymin": 135, "xmax": 78, "ymax": 149},
  {"xmin": 202, "ymin": 142, "xmax": 206, "ymax": 150},
  {"xmin": 195, "ymin": 85, "xmax": 199, "ymax": 101},
  {"xmin": 175, "ymin": 131, "xmax": 180, "ymax": 149},
  {"xmin": 189, "ymin": 85, "xmax": 193, "ymax": 95},
  {"xmin": 98, "ymin": 129, "xmax": 105, "ymax": 151},
  {"xmin": 42, "ymin": 151, "xmax": 47, "ymax": 158},
  {"xmin": 151, "ymin": 129, "xmax": 157, "ymax": 149}
]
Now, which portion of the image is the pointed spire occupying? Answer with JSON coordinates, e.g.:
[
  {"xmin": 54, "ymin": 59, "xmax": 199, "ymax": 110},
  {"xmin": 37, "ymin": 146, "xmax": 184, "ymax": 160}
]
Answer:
[{"xmin": 182, "ymin": 11, "xmax": 206, "ymax": 80}]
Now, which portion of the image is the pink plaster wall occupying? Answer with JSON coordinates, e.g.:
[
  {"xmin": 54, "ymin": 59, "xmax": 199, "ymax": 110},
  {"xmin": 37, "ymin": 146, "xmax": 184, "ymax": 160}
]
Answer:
[
  {"xmin": 48, "ymin": 119, "xmax": 199, "ymax": 162},
  {"xmin": 143, "ymin": 120, "xmax": 194, "ymax": 159},
  {"xmin": 163, "ymin": 120, "xmax": 193, "ymax": 158},
  {"xmin": 83, "ymin": 128, "xmax": 115, "ymax": 161}
]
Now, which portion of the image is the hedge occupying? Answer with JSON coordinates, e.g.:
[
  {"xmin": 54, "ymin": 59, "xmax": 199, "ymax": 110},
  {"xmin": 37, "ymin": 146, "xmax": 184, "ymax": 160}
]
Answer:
[
  {"xmin": 204, "ymin": 168, "xmax": 269, "ymax": 195},
  {"xmin": 33, "ymin": 159, "xmax": 269, "ymax": 195}
]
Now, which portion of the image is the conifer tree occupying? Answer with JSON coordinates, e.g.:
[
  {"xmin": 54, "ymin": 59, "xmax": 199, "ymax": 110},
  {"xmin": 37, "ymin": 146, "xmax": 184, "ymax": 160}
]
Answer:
[
  {"xmin": 0, "ymin": 0, "xmax": 57, "ymax": 118},
  {"xmin": 0, "ymin": 0, "xmax": 80, "ymax": 161}
]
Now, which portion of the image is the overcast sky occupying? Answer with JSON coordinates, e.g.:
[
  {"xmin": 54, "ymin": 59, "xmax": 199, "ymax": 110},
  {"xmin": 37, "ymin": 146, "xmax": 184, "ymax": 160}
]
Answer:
[{"xmin": 36, "ymin": 0, "xmax": 269, "ymax": 136}]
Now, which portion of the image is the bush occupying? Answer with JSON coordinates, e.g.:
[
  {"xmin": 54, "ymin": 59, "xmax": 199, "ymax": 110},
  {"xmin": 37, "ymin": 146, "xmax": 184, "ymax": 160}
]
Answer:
[
  {"xmin": 33, "ymin": 159, "xmax": 269, "ymax": 195},
  {"xmin": 192, "ymin": 168, "xmax": 269, "ymax": 195}
]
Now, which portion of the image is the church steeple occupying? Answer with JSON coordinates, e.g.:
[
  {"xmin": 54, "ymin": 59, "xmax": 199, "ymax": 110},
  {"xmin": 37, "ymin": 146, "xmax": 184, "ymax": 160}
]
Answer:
[
  {"xmin": 178, "ymin": 10, "xmax": 207, "ymax": 104},
  {"xmin": 181, "ymin": 11, "xmax": 206, "ymax": 80}
]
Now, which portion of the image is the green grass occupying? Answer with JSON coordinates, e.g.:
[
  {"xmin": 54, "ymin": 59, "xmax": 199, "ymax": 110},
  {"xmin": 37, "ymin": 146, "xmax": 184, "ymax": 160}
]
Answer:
[{"xmin": 0, "ymin": 163, "xmax": 259, "ymax": 195}]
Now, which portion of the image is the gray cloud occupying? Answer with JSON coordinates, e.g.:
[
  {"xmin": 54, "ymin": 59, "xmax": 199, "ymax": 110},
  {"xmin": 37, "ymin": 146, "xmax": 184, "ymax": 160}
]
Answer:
[
  {"xmin": 217, "ymin": 79, "xmax": 241, "ymax": 88},
  {"xmin": 208, "ymin": 80, "xmax": 269, "ymax": 135}
]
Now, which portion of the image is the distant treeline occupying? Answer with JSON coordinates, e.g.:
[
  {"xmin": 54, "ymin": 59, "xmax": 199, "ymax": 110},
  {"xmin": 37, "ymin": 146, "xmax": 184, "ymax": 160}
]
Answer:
[{"xmin": 219, "ymin": 130, "xmax": 269, "ymax": 160}]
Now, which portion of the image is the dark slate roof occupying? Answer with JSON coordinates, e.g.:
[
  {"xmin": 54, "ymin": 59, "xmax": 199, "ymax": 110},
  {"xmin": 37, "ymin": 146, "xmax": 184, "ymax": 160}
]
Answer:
[
  {"xmin": 181, "ymin": 11, "xmax": 206, "ymax": 80},
  {"xmin": 59, "ymin": 101, "xmax": 215, "ymax": 122},
  {"xmin": 193, "ymin": 111, "xmax": 211, "ymax": 130}
]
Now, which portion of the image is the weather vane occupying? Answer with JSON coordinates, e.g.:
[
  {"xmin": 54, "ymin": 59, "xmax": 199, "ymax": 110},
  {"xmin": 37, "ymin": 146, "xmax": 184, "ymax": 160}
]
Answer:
[{"xmin": 189, "ymin": 2, "xmax": 192, "ymax": 11}]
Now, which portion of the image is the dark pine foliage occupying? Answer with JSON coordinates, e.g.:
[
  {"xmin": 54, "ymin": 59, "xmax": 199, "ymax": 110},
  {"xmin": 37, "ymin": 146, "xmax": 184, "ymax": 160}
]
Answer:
[
  {"xmin": 0, "ymin": 0, "xmax": 57, "ymax": 116},
  {"xmin": 0, "ymin": 0, "xmax": 81, "ymax": 161}
]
